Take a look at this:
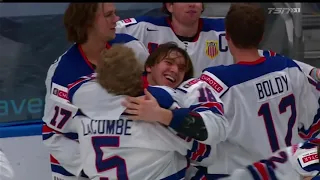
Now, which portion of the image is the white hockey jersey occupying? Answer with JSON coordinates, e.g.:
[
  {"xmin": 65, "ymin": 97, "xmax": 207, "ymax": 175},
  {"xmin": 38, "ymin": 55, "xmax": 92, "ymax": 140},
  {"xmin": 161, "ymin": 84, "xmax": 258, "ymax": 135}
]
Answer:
[
  {"xmin": 66, "ymin": 76, "xmax": 229, "ymax": 180},
  {"xmin": 42, "ymin": 33, "xmax": 149, "ymax": 177},
  {"xmin": 116, "ymin": 16, "xmax": 316, "ymax": 77},
  {"xmin": 198, "ymin": 56, "xmax": 320, "ymax": 179}
]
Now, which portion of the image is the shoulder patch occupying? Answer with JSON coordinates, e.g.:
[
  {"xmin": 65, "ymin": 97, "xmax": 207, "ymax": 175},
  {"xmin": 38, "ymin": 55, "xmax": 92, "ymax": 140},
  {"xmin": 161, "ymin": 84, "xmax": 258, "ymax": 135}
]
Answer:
[
  {"xmin": 177, "ymin": 78, "xmax": 201, "ymax": 93},
  {"xmin": 297, "ymin": 147, "xmax": 319, "ymax": 168},
  {"xmin": 182, "ymin": 79, "xmax": 200, "ymax": 88},
  {"xmin": 116, "ymin": 18, "xmax": 137, "ymax": 27},
  {"xmin": 51, "ymin": 82, "xmax": 69, "ymax": 103},
  {"xmin": 200, "ymin": 71, "xmax": 228, "ymax": 97}
]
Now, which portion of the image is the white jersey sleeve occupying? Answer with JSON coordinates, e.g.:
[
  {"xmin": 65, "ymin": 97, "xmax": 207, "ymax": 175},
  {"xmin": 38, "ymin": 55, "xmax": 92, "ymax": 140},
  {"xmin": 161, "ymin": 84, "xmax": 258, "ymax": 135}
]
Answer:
[
  {"xmin": 297, "ymin": 74, "xmax": 320, "ymax": 140},
  {"xmin": 293, "ymin": 60, "xmax": 315, "ymax": 75},
  {"xmin": 42, "ymin": 58, "xmax": 84, "ymax": 177},
  {"xmin": 174, "ymin": 78, "xmax": 230, "ymax": 145},
  {"xmin": 42, "ymin": 62, "xmax": 79, "ymax": 134}
]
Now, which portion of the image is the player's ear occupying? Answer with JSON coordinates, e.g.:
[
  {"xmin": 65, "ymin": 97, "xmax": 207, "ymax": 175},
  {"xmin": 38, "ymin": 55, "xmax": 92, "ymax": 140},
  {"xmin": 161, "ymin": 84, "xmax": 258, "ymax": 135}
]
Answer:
[
  {"xmin": 146, "ymin": 66, "xmax": 152, "ymax": 73},
  {"xmin": 166, "ymin": 3, "xmax": 174, "ymax": 13}
]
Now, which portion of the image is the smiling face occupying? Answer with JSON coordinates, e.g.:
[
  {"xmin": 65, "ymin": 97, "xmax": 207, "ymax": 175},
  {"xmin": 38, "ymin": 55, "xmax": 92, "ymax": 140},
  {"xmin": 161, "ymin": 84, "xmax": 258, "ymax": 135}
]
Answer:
[{"xmin": 146, "ymin": 49, "xmax": 188, "ymax": 88}]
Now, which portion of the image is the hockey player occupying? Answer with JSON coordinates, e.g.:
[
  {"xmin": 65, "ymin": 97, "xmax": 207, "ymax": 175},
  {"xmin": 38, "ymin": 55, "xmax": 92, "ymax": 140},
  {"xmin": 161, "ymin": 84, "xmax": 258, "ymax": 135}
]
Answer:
[
  {"xmin": 194, "ymin": 3, "xmax": 320, "ymax": 179},
  {"xmin": 41, "ymin": 3, "xmax": 149, "ymax": 180},
  {"xmin": 116, "ymin": 3, "xmax": 319, "ymax": 80}
]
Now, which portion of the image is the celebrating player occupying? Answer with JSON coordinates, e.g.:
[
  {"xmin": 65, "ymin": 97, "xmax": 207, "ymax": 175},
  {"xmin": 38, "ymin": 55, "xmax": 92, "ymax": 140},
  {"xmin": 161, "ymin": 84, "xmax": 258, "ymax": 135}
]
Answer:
[
  {"xmin": 41, "ymin": 3, "xmax": 149, "ymax": 180},
  {"xmin": 116, "ymin": 2, "xmax": 319, "ymax": 80}
]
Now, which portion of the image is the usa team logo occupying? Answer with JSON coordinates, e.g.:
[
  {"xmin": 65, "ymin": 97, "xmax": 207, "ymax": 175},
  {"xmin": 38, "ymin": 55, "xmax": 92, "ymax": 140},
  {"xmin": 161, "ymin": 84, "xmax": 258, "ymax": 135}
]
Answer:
[{"xmin": 205, "ymin": 40, "xmax": 219, "ymax": 59}]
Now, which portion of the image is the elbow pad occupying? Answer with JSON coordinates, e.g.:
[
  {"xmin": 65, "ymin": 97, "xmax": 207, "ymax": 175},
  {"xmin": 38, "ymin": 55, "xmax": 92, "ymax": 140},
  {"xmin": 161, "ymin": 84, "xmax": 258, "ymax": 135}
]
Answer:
[{"xmin": 176, "ymin": 111, "xmax": 208, "ymax": 141}]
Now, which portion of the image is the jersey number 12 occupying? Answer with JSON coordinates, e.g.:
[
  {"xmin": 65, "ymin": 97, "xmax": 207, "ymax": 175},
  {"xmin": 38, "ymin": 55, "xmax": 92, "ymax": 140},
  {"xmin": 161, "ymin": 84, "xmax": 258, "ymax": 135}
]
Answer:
[{"xmin": 258, "ymin": 94, "xmax": 297, "ymax": 152}]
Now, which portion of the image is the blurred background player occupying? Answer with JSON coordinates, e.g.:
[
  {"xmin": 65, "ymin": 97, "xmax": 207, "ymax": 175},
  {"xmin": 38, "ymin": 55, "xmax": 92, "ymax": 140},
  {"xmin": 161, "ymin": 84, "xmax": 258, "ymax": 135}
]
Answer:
[
  {"xmin": 41, "ymin": 3, "xmax": 149, "ymax": 180},
  {"xmin": 116, "ymin": 2, "xmax": 320, "ymax": 79},
  {"xmin": 115, "ymin": 2, "xmax": 235, "ymax": 76}
]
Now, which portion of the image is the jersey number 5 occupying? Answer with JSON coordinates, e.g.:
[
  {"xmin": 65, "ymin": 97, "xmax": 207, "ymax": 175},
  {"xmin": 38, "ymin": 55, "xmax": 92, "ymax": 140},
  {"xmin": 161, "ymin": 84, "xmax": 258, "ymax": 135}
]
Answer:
[
  {"xmin": 92, "ymin": 136, "xmax": 129, "ymax": 180},
  {"xmin": 258, "ymin": 94, "xmax": 296, "ymax": 152}
]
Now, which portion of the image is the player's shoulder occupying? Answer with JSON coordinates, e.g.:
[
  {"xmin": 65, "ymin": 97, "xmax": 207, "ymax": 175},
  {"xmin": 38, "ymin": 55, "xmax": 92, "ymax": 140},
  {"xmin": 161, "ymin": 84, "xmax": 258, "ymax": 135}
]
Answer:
[
  {"xmin": 203, "ymin": 56, "xmax": 302, "ymax": 88},
  {"xmin": 56, "ymin": 43, "xmax": 80, "ymax": 62},
  {"xmin": 51, "ymin": 44, "xmax": 83, "ymax": 75},
  {"xmin": 116, "ymin": 16, "xmax": 169, "ymax": 28},
  {"xmin": 267, "ymin": 55, "xmax": 302, "ymax": 72},
  {"xmin": 258, "ymin": 49, "xmax": 300, "ymax": 69},
  {"xmin": 50, "ymin": 44, "xmax": 94, "ymax": 86},
  {"xmin": 109, "ymin": 33, "xmax": 138, "ymax": 45},
  {"xmin": 147, "ymin": 85, "xmax": 177, "ymax": 109},
  {"xmin": 201, "ymin": 17, "xmax": 225, "ymax": 32}
]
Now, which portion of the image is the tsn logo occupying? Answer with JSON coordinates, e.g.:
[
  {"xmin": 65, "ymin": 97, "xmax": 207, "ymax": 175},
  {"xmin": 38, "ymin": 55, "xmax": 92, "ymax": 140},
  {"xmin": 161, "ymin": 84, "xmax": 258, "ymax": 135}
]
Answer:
[{"xmin": 268, "ymin": 7, "xmax": 301, "ymax": 14}]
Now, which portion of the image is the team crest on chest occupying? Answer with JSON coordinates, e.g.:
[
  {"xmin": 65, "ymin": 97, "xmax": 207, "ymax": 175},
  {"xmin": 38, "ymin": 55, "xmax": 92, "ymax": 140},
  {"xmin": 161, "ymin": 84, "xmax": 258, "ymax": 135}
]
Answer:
[{"xmin": 205, "ymin": 40, "xmax": 219, "ymax": 59}]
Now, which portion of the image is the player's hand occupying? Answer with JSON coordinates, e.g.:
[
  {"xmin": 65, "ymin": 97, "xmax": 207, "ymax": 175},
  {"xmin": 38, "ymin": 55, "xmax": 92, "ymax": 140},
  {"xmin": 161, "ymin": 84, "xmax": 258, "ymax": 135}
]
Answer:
[
  {"xmin": 311, "ymin": 68, "xmax": 320, "ymax": 82},
  {"xmin": 122, "ymin": 88, "xmax": 173, "ymax": 124}
]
